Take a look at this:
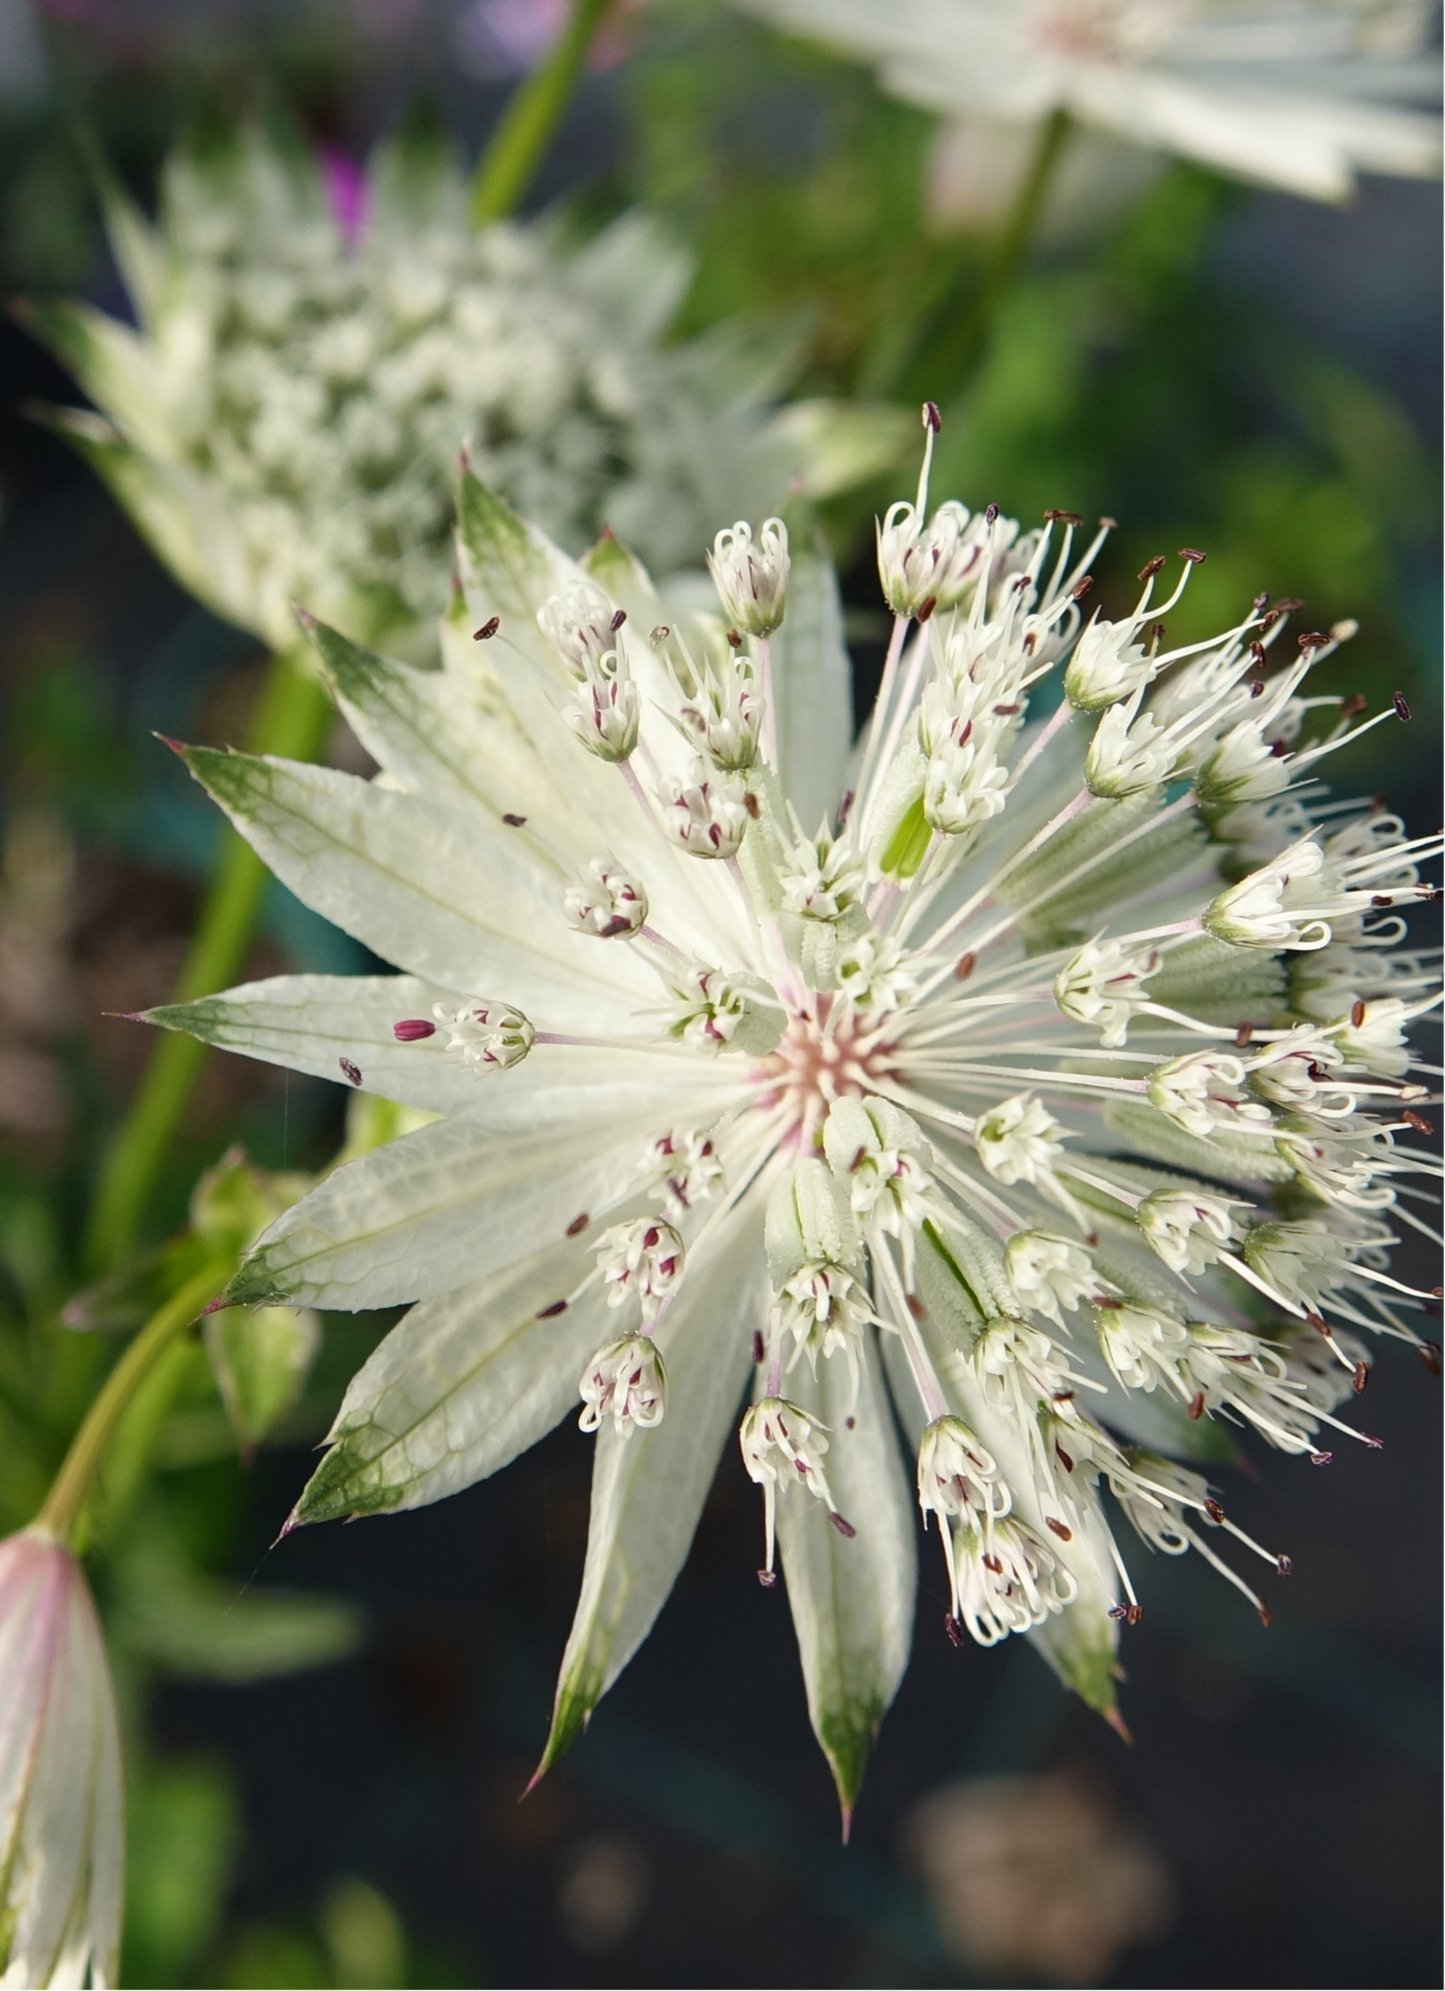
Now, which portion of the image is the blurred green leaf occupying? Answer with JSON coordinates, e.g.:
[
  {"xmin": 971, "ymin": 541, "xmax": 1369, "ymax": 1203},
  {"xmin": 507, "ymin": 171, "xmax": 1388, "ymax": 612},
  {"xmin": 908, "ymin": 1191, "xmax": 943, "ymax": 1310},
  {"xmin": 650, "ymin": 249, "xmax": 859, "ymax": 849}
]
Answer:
[
  {"xmin": 122, "ymin": 1750, "xmax": 240, "ymax": 1990},
  {"xmin": 204, "ymin": 1304, "xmax": 319, "ymax": 1454},
  {"xmin": 319, "ymin": 1879, "xmax": 406, "ymax": 1991},
  {"xmin": 109, "ymin": 1518, "xmax": 365, "ymax": 1683}
]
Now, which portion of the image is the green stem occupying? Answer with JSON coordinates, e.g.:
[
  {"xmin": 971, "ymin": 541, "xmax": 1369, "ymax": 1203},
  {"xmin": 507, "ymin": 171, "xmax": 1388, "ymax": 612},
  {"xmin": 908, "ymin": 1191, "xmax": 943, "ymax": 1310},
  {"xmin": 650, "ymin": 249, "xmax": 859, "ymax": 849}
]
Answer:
[
  {"xmin": 37, "ymin": 1263, "xmax": 227, "ymax": 1547},
  {"xmin": 949, "ymin": 106, "xmax": 1074, "ymax": 388},
  {"xmin": 470, "ymin": 0, "xmax": 614, "ymax": 226},
  {"xmin": 83, "ymin": 652, "xmax": 332, "ymax": 1275}
]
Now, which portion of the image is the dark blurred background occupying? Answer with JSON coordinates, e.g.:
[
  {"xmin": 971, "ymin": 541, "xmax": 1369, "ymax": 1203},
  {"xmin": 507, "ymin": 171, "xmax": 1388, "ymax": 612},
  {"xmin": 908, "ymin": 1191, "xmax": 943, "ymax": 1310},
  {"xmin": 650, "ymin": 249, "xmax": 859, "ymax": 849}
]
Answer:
[{"xmin": 0, "ymin": 3, "xmax": 1439, "ymax": 1986}]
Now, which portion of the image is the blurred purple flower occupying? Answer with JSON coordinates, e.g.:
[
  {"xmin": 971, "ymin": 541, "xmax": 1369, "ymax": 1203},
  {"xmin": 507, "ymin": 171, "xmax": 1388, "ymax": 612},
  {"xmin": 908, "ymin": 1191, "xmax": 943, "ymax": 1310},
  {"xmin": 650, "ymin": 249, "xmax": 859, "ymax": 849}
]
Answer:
[{"xmin": 318, "ymin": 144, "xmax": 370, "ymax": 245}]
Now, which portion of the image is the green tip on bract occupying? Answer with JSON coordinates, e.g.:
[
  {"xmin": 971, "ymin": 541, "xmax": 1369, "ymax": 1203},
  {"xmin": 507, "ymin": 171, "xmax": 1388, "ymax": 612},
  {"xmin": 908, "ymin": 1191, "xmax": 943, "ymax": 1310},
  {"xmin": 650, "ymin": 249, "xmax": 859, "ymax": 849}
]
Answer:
[
  {"xmin": 529, "ymin": 1685, "xmax": 593, "ymax": 1792},
  {"xmin": 819, "ymin": 1717, "xmax": 872, "ymax": 1838},
  {"xmin": 221, "ymin": 1259, "xmax": 285, "ymax": 1310}
]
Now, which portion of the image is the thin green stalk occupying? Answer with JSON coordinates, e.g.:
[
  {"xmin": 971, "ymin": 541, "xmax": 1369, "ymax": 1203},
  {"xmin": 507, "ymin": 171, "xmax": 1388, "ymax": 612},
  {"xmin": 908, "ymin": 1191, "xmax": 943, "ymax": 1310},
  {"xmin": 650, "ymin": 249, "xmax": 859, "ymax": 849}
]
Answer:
[
  {"xmin": 470, "ymin": 0, "xmax": 614, "ymax": 225},
  {"xmin": 946, "ymin": 106, "xmax": 1074, "ymax": 389},
  {"xmin": 37, "ymin": 1263, "xmax": 226, "ymax": 1548},
  {"xmin": 84, "ymin": 653, "xmax": 331, "ymax": 1275}
]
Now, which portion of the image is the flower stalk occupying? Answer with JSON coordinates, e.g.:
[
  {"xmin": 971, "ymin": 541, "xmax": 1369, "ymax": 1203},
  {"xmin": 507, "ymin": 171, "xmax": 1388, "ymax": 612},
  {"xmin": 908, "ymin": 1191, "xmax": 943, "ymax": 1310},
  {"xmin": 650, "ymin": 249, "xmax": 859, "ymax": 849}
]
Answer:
[
  {"xmin": 470, "ymin": 0, "xmax": 615, "ymax": 225},
  {"xmin": 84, "ymin": 656, "xmax": 331, "ymax": 1273},
  {"xmin": 948, "ymin": 105, "xmax": 1072, "ymax": 386},
  {"xmin": 37, "ymin": 1262, "xmax": 227, "ymax": 1548}
]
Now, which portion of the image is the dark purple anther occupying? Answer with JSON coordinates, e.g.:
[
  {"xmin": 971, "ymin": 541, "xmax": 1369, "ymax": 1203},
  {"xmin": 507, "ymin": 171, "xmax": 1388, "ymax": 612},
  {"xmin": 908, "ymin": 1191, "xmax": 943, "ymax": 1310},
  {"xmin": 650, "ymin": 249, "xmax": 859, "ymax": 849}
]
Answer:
[
  {"xmin": 339, "ymin": 1058, "xmax": 362, "ymax": 1085},
  {"xmin": 393, "ymin": 1019, "xmax": 436, "ymax": 1042}
]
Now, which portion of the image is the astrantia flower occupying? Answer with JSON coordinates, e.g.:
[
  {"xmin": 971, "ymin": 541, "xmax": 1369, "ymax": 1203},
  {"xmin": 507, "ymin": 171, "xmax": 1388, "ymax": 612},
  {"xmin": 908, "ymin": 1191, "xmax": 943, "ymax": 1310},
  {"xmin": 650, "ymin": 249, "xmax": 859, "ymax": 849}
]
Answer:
[
  {"xmin": 28, "ymin": 120, "xmax": 906, "ymax": 662},
  {"xmin": 144, "ymin": 433, "xmax": 1440, "ymax": 1817},
  {"xmin": 0, "ymin": 1529, "xmax": 124, "ymax": 1990},
  {"xmin": 736, "ymin": 0, "xmax": 1442, "ymax": 200}
]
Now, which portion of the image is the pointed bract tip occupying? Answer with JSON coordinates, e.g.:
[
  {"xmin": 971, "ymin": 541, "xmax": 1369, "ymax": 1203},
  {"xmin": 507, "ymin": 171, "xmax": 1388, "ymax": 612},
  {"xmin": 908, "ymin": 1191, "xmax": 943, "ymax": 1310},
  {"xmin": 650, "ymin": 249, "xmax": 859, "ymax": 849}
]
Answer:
[
  {"xmin": 521, "ymin": 1763, "xmax": 548, "ymax": 1800},
  {"xmin": 202, "ymin": 1294, "xmax": 229, "ymax": 1315},
  {"xmin": 272, "ymin": 1509, "xmax": 304, "ymax": 1547},
  {"xmin": 156, "ymin": 733, "xmax": 188, "ymax": 755},
  {"xmin": 839, "ymin": 1802, "xmax": 853, "ymax": 1845},
  {"xmin": 293, "ymin": 604, "xmax": 317, "ymax": 630},
  {"xmin": 1104, "ymin": 1707, "xmax": 1133, "ymax": 1745}
]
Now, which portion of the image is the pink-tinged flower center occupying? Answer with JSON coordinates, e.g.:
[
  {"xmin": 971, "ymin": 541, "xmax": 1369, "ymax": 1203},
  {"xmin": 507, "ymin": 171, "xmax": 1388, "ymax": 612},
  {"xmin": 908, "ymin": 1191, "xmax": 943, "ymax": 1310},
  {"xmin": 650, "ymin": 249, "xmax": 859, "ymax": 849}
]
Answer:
[
  {"xmin": 1032, "ymin": 0, "xmax": 1170, "ymax": 65},
  {"xmin": 753, "ymin": 999, "xmax": 899, "ymax": 1140}
]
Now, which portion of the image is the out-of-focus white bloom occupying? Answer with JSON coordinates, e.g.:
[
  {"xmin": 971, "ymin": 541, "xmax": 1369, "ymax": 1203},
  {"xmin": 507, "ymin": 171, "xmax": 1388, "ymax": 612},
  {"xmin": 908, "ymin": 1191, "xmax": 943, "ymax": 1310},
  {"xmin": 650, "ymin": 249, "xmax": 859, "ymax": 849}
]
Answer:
[
  {"xmin": 0, "ymin": 1529, "xmax": 124, "ymax": 1991},
  {"xmin": 32, "ymin": 122, "xmax": 909, "ymax": 662},
  {"xmin": 149, "ymin": 433, "xmax": 1438, "ymax": 1820},
  {"xmin": 733, "ymin": 0, "xmax": 1442, "ymax": 201}
]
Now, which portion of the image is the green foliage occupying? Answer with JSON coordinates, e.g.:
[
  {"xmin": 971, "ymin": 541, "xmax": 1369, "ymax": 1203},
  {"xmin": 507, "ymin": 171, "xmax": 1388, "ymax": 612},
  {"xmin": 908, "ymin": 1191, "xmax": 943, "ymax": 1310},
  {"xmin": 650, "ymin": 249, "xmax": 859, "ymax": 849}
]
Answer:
[{"xmin": 122, "ymin": 1751, "xmax": 241, "ymax": 1989}]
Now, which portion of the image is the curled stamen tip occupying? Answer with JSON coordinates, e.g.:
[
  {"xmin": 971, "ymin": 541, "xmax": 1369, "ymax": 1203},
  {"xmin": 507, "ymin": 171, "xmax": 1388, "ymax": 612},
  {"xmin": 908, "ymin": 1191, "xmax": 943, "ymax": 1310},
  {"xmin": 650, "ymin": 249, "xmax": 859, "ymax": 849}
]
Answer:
[
  {"xmin": 922, "ymin": 400, "xmax": 942, "ymax": 432},
  {"xmin": 1257, "ymin": 1602, "xmax": 1273, "ymax": 1629},
  {"xmin": 1361, "ymin": 1433, "xmax": 1384, "ymax": 1451},
  {"xmin": 1309, "ymin": 1450, "xmax": 1334, "ymax": 1466},
  {"xmin": 1351, "ymin": 1363, "xmax": 1370, "ymax": 1395},
  {"xmin": 1419, "ymin": 1342, "xmax": 1442, "ymax": 1376},
  {"xmin": 1276, "ymin": 1555, "xmax": 1292, "ymax": 1577},
  {"xmin": 1104, "ymin": 1708, "xmax": 1133, "ymax": 1744},
  {"xmin": 1392, "ymin": 690, "xmax": 1411, "ymax": 720},
  {"xmin": 829, "ymin": 1511, "xmax": 857, "ymax": 1539},
  {"xmin": 1178, "ymin": 546, "xmax": 1206, "ymax": 564},
  {"xmin": 943, "ymin": 1613, "xmax": 964, "ymax": 1648},
  {"xmin": 756, "ymin": 1568, "xmax": 778, "ymax": 1589}
]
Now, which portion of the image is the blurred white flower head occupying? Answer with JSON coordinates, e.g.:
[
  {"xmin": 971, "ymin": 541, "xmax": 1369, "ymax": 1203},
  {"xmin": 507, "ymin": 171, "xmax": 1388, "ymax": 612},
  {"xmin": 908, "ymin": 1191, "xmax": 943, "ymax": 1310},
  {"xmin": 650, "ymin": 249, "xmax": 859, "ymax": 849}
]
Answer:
[
  {"xmin": 0, "ymin": 1528, "xmax": 124, "ymax": 1991},
  {"xmin": 737, "ymin": 0, "xmax": 1442, "ymax": 201},
  {"xmin": 32, "ymin": 119, "xmax": 905, "ymax": 661}
]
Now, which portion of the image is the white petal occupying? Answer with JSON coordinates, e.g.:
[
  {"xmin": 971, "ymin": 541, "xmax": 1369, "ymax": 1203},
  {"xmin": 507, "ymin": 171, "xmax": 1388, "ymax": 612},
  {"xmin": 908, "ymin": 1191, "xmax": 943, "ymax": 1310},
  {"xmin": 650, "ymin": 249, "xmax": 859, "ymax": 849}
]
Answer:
[
  {"xmin": 774, "ymin": 1328, "xmax": 915, "ymax": 1820},
  {"xmin": 293, "ymin": 1237, "xmax": 614, "ymax": 1522},
  {"xmin": 316, "ymin": 611, "xmax": 570, "ymax": 836},
  {"xmin": 769, "ymin": 551, "xmax": 853, "ymax": 835},
  {"xmin": 537, "ymin": 1191, "xmax": 766, "ymax": 1771},
  {"xmin": 146, "ymin": 972, "xmax": 487, "ymax": 1113},
  {"xmin": 180, "ymin": 747, "xmax": 660, "ymax": 1030},
  {"xmin": 229, "ymin": 1062, "xmax": 740, "ymax": 1310}
]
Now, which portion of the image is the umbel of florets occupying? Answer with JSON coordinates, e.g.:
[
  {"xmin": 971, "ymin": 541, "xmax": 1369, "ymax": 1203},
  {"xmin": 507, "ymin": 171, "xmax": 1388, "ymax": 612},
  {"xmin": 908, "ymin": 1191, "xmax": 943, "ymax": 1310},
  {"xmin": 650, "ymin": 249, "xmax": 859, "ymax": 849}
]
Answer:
[
  {"xmin": 151, "ymin": 404, "xmax": 1441, "ymax": 1823},
  {"xmin": 29, "ymin": 119, "xmax": 907, "ymax": 664}
]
